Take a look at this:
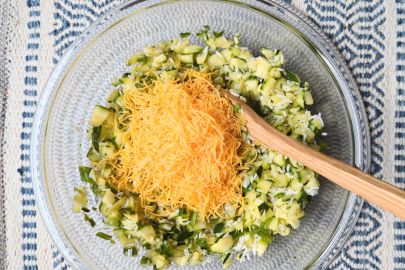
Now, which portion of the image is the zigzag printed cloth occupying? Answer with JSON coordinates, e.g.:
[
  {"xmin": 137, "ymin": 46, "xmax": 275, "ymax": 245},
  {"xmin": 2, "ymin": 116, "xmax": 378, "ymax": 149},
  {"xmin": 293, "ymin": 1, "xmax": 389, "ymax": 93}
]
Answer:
[{"xmin": 1, "ymin": 0, "xmax": 404, "ymax": 269}]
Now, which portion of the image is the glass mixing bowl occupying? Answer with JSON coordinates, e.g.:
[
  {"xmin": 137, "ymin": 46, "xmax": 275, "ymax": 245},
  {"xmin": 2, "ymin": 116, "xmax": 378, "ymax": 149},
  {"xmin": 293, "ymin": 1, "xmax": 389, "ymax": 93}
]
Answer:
[{"xmin": 31, "ymin": 0, "xmax": 370, "ymax": 269}]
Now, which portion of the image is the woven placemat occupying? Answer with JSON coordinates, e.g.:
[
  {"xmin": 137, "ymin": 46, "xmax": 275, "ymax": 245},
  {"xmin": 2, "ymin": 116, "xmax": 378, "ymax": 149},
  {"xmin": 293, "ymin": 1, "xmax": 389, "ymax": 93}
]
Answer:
[
  {"xmin": 0, "ymin": 0, "xmax": 11, "ymax": 267},
  {"xmin": 1, "ymin": 0, "xmax": 404, "ymax": 269}
]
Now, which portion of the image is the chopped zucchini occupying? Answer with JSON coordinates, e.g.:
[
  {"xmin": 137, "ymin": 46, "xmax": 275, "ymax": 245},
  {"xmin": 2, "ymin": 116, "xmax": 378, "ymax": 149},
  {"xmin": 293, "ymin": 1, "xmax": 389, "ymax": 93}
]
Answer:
[
  {"xmin": 257, "ymin": 180, "xmax": 272, "ymax": 193},
  {"xmin": 173, "ymin": 256, "xmax": 190, "ymax": 266},
  {"xmin": 90, "ymin": 105, "xmax": 111, "ymax": 127},
  {"xmin": 207, "ymin": 53, "xmax": 225, "ymax": 67},
  {"xmin": 182, "ymin": 45, "xmax": 203, "ymax": 54},
  {"xmin": 179, "ymin": 54, "xmax": 194, "ymax": 64},
  {"xmin": 119, "ymin": 77, "xmax": 136, "ymax": 91},
  {"xmin": 107, "ymin": 89, "xmax": 119, "ymax": 102},
  {"xmin": 151, "ymin": 254, "xmax": 169, "ymax": 269},
  {"xmin": 257, "ymin": 239, "xmax": 269, "ymax": 256},
  {"xmin": 99, "ymin": 141, "xmax": 115, "ymax": 159},
  {"xmin": 86, "ymin": 147, "xmax": 100, "ymax": 162},
  {"xmin": 100, "ymin": 113, "xmax": 115, "ymax": 140},
  {"xmin": 189, "ymin": 251, "xmax": 202, "ymax": 266},
  {"xmin": 127, "ymin": 53, "xmax": 146, "ymax": 65},
  {"xmin": 210, "ymin": 236, "xmax": 234, "ymax": 254},
  {"xmin": 196, "ymin": 47, "xmax": 209, "ymax": 65},
  {"xmin": 304, "ymin": 91, "xmax": 314, "ymax": 105},
  {"xmin": 114, "ymin": 229, "xmax": 136, "ymax": 247},
  {"xmin": 102, "ymin": 190, "xmax": 116, "ymax": 206},
  {"xmin": 215, "ymin": 36, "xmax": 233, "ymax": 48},
  {"xmin": 136, "ymin": 225, "xmax": 156, "ymax": 243}
]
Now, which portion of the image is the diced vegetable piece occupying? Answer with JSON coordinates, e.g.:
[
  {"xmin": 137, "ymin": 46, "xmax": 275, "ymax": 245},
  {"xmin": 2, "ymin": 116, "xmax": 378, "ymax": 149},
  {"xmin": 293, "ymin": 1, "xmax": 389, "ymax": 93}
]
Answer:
[
  {"xmin": 99, "ymin": 141, "xmax": 115, "ymax": 159},
  {"xmin": 102, "ymin": 190, "xmax": 116, "ymax": 206},
  {"xmin": 119, "ymin": 77, "xmax": 135, "ymax": 91},
  {"xmin": 207, "ymin": 53, "xmax": 225, "ymax": 67},
  {"xmin": 79, "ymin": 166, "xmax": 93, "ymax": 184},
  {"xmin": 90, "ymin": 105, "xmax": 111, "ymax": 127},
  {"xmin": 286, "ymin": 202, "xmax": 305, "ymax": 228},
  {"xmin": 245, "ymin": 79, "xmax": 259, "ymax": 92},
  {"xmin": 255, "ymin": 57, "xmax": 271, "ymax": 79},
  {"xmin": 189, "ymin": 251, "xmax": 202, "ymax": 266},
  {"xmin": 171, "ymin": 39, "xmax": 189, "ymax": 53},
  {"xmin": 136, "ymin": 225, "xmax": 156, "ymax": 243},
  {"xmin": 257, "ymin": 239, "xmax": 269, "ymax": 256},
  {"xmin": 213, "ymin": 222, "xmax": 225, "ymax": 234},
  {"xmin": 273, "ymin": 154, "xmax": 285, "ymax": 167},
  {"xmin": 96, "ymin": 232, "xmax": 113, "ymax": 241},
  {"xmin": 73, "ymin": 187, "xmax": 87, "ymax": 213},
  {"xmin": 107, "ymin": 89, "xmax": 119, "ymax": 102},
  {"xmin": 304, "ymin": 91, "xmax": 314, "ymax": 105},
  {"xmin": 262, "ymin": 78, "xmax": 276, "ymax": 96},
  {"xmin": 215, "ymin": 36, "xmax": 233, "ymax": 48},
  {"xmin": 100, "ymin": 113, "xmax": 115, "ymax": 140},
  {"xmin": 179, "ymin": 54, "xmax": 194, "ymax": 64},
  {"xmin": 210, "ymin": 236, "xmax": 234, "ymax": 254},
  {"xmin": 153, "ymin": 53, "xmax": 167, "ymax": 64},
  {"xmin": 173, "ymin": 256, "xmax": 190, "ymax": 266},
  {"xmin": 114, "ymin": 96, "xmax": 124, "ymax": 107},
  {"xmin": 86, "ymin": 147, "xmax": 101, "ymax": 162},
  {"xmin": 274, "ymin": 174, "xmax": 288, "ymax": 187},
  {"xmin": 196, "ymin": 47, "xmax": 209, "ymax": 65},
  {"xmin": 296, "ymin": 90, "xmax": 305, "ymax": 108},
  {"xmin": 114, "ymin": 229, "xmax": 136, "ymax": 247},
  {"xmin": 257, "ymin": 180, "xmax": 272, "ymax": 193},
  {"xmin": 140, "ymin": 256, "xmax": 152, "ymax": 265},
  {"xmin": 143, "ymin": 46, "xmax": 162, "ymax": 57},
  {"xmin": 223, "ymin": 255, "xmax": 233, "ymax": 269},
  {"xmin": 261, "ymin": 48, "xmax": 274, "ymax": 59},
  {"xmin": 110, "ymin": 197, "xmax": 127, "ymax": 211},
  {"xmin": 230, "ymin": 58, "xmax": 248, "ymax": 71},
  {"xmin": 182, "ymin": 45, "xmax": 203, "ymax": 54},
  {"xmin": 127, "ymin": 53, "xmax": 146, "ymax": 65},
  {"xmin": 161, "ymin": 70, "xmax": 178, "ymax": 81},
  {"xmin": 151, "ymin": 254, "xmax": 169, "ymax": 269},
  {"xmin": 284, "ymin": 70, "xmax": 301, "ymax": 83}
]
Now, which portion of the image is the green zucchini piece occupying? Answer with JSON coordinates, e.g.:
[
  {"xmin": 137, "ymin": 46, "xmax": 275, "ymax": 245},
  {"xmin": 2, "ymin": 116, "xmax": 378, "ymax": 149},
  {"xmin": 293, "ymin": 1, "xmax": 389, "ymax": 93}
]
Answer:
[
  {"xmin": 102, "ymin": 190, "xmax": 116, "ymax": 206},
  {"xmin": 119, "ymin": 77, "xmax": 136, "ymax": 91},
  {"xmin": 86, "ymin": 147, "xmax": 100, "ymax": 162},
  {"xmin": 257, "ymin": 239, "xmax": 269, "ymax": 256},
  {"xmin": 100, "ymin": 113, "xmax": 115, "ymax": 140},
  {"xmin": 196, "ymin": 47, "xmax": 209, "ymax": 65},
  {"xmin": 182, "ymin": 45, "xmax": 203, "ymax": 54},
  {"xmin": 179, "ymin": 54, "xmax": 194, "ymax": 64},
  {"xmin": 107, "ymin": 89, "xmax": 119, "ymax": 102},
  {"xmin": 207, "ymin": 54, "xmax": 225, "ymax": 67},
  {"xmin": 210, "ymin": 236, "xmax": 234, "ymax": 254},
  {"xmin": 90, "ymin": 105, "xmax": 111, "ymax": 127},
  {"xmin": 283, "ymin": 70, "xmax": 301, "ymax": 84},
  {"xmin": 99, "ymin": 141, "xmax": 115, "ymax": 159},
  {"xmin": 91, "ymin": 126, "xmax": 101, "ymax": 151},
  {"xmin": 127, "ymin": 53, "xmax": 146, "ymax": 66},
  {"xmin": 136, "ymin": 225, "xmax": 156, "ymax": 243},
  {"xmin": 96, "ymin": 232, "xmax": 113, "ymax": 241}
]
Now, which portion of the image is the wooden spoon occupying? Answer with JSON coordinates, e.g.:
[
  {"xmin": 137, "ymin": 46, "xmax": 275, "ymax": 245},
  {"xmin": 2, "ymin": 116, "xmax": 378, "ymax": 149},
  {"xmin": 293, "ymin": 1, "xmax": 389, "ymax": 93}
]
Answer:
[{"xmin": 226, "ymin": 93, "xmax": 405, "ymax": 219}]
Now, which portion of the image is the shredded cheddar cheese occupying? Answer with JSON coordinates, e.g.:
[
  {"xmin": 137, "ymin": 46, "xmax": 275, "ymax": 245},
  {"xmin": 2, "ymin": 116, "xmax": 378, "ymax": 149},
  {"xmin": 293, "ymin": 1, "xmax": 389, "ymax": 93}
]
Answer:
[{"xmin": 105, "ymin": 70, "xmax": 244, "ymax": 218}]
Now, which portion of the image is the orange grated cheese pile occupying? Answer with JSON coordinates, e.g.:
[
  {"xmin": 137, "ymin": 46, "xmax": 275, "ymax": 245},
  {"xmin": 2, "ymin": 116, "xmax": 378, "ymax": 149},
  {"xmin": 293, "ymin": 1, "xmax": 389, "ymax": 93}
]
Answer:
[{"xmin": 106, "ymin": 70, "xmax": 244, "ymax": 218}]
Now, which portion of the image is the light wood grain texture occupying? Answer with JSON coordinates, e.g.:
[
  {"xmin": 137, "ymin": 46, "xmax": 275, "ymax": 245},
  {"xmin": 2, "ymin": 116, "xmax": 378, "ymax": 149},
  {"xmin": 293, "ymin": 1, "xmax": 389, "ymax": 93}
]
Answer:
[{"xmin": 227, "ymin": 93, "xmax": 405, "ymax": 220}]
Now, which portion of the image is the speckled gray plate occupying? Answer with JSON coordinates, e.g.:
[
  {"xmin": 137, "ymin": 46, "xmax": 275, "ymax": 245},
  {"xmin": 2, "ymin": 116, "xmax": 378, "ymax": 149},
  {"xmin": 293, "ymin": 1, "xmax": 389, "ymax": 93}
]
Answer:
[{"xmin": 31, "ymin": 1, "xmax": 370, "ymax": 269}]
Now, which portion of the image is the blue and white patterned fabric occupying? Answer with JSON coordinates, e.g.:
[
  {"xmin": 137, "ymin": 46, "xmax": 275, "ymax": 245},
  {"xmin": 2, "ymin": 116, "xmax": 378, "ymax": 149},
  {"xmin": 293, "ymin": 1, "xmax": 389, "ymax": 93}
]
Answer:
[{"xmin": 1, "ymin": 0, "xmax": 404, "ymax": 269}]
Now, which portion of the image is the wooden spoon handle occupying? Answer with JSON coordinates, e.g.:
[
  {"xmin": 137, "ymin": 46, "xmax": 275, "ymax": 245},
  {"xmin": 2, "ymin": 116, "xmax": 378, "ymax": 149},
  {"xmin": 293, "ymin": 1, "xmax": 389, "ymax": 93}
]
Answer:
[{"xmin": 231, "ymin": 94, "xmax": 405, "ymax": 219}]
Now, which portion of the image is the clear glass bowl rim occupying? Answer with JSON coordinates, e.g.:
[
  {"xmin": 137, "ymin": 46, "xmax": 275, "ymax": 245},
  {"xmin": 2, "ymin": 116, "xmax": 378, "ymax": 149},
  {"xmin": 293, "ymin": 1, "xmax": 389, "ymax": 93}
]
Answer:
[{"xmin": 30, "ymin": 0, "xmax": 371, "ymax": 269}]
